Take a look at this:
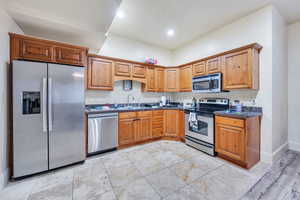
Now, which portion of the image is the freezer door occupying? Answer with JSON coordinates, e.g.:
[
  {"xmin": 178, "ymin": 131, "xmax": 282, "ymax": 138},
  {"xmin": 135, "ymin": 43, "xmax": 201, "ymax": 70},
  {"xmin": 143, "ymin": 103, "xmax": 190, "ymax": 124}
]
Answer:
[
  {"xmin": 48, "ymin": 64, "xmax": 85, "ymax": 169},
  {"xmin": 13, "ymin": 60, "xmax": 48, "ymax": 178}
]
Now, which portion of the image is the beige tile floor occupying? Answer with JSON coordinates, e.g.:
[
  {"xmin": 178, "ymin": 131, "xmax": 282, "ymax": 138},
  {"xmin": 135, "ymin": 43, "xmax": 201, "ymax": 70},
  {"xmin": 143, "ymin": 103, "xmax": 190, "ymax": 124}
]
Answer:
[{"xmin": 0, "ymin": 141, "xmax": 270, "ymax": 200}]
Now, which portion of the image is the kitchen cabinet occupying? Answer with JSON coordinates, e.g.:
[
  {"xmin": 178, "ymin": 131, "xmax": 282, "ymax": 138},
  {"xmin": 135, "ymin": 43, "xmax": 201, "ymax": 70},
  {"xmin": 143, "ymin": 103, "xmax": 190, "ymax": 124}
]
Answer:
[
  {"xmin": 206, "ymin": 57, "xmax": 222, "ymax": 74},
  {"xmin": 143, "ymin": 67, "xmax": 156, "ymax": 92},
  {"xmin": 164, "ymin": 68, "xmax": 180, "ymax": 92},
  {"xmin": 164, "ymin": 110, "xmax": 180, "ymax": 137},
  {"xmin": 155, "ymin": 67, "xmax": 165, "ymax": 92},
  {"xmin": 87, "ymin": 57, "xmax": 113, "ymax": 90},
  {"xmin": 215, "ymin": 115, "xmax": 261, "ymax": 169},
  {"xmin": 223, "ymin": 48, "xmax": 259, "ymax": 90},
  {"xmin": 9, "ymin": 33, "xmax": 88, "ymax": 67},
  {"xmin": 115, "ymin": 62, "xmax": 131, "ymax": 77},
  {"xmin": 119, "ymin": 118, "xmax": 136, "ymax": 146},
  {"xmin": 152, "ymin": 110, "xmax": 164, "ymax": 138},
  {"xmin": 180, "ymin": 65, "xmax": 192, "ymax": 92},
  {"xmin": 192, "ymin": 61, "xmax": 206, "ymax": 77},
  {"xmin": 132, "ymin": 65, "xmax": 146, "ymax": 78},
  {"xmin": 135, "ymin": 111, "xmax": 152, "ymax": 142}
]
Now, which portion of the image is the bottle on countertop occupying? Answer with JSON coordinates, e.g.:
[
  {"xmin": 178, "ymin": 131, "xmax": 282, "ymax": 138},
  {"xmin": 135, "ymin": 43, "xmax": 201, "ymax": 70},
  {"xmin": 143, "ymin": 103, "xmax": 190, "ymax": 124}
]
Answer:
[
  {"xmin": 234, "ymin": 100, "xmax": 243, "ymax": 112},
  {"xmin": 192, "ymin": 97, "xmax": 197, "ymax": 108}
]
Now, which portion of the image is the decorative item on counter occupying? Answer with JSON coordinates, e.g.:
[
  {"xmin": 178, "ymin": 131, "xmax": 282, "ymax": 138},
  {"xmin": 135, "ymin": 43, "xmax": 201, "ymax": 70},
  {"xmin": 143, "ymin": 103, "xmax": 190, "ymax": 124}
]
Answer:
[
  {"xmin": 234, "ymin": 100, "xmax": 243, "ymax": 112},
  {"xmin": 192, "ymin": 97, "xmax": 197, "ymax": 108},
  {"xmin": 145, "ymin": 57, "xmax": 158, "ymax": 64}
]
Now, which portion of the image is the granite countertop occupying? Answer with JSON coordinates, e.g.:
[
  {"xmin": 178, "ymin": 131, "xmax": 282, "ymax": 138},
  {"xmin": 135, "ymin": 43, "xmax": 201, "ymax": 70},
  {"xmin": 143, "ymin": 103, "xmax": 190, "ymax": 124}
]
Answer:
[
  {"xmin": 85, "ymin": 103, "xmax": 185, "ymax": 114},
  {"xmin": 214, "ymin": 106, "xmax": 263, "ymax": 119}
]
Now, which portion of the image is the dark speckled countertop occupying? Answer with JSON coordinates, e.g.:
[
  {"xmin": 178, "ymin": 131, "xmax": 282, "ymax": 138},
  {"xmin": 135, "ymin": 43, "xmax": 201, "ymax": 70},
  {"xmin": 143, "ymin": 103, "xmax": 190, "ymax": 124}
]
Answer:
[{"xmin": 214, "ymin": 106, "xmax": 263, "ymax": 119}]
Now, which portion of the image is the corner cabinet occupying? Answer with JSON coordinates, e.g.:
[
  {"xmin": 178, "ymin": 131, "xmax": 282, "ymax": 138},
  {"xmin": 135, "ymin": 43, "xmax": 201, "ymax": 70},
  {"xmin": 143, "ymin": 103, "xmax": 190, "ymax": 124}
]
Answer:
[
  {"xmin": 180, "ymin": 65, "xmax": 192, "ymax": 92},
  {"xmin": 9, "ymin": 33, "xmax": 88, "ymax": 67},
  {"xmin": 87, "ymin": 57, "xmax": 114, "ymax": 90},
  {"xmin": 164, "ymin": 68, "xmax": 180, "ymax": 92},
  {"xmin": 215, "ymin": 115, "xmax": 261, "ymax": 169}
]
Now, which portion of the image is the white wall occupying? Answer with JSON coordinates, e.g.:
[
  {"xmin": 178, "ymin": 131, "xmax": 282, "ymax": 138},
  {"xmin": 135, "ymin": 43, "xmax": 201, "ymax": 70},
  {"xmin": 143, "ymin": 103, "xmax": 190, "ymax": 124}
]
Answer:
[
  {"xmin": 99, "ymin": 33, "xmax": 172, "ymax": 66},
  {"xmin": 288, "ymin": 21, "xmax": 300, "ymax": 152},
  {"xmin": 0, "ymin": 6, "xmax": 23, "ymax": 189},
  {"xmin": 271, "ymin": 7, "xmax": 288, "ymax": 158},
  {"xmin": 172, "ymin": 6, "xmax": 274, "ymax": 162}
]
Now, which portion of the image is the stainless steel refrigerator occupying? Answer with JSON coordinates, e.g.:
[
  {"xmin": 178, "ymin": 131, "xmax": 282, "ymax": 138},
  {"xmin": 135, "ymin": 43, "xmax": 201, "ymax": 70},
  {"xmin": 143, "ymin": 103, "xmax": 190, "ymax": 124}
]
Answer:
[{"xmin": 12, "ymin": 60, "xmax": 85, "ymax": 178}]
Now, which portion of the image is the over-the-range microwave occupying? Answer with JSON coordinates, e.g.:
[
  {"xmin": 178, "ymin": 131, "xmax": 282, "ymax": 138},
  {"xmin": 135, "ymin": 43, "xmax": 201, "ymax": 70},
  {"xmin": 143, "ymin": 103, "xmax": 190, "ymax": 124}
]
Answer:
[{"xmin": 192, "ymin": 73, "xmax": 222, "ymax": 93}]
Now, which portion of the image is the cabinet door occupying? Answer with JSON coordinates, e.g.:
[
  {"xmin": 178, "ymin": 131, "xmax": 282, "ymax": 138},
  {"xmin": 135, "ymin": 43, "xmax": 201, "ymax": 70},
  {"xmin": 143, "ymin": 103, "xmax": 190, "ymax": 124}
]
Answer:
[
  {"xmin": 192, "ymin": 61, "xmax": 206, "ymax": 76},
  {"xmin": 152, "ymin": 110, "xmax": 164, "ymax": 138},
  {"xmin": 155, "ymin": 68, "xmax": 165, "ymax": 92},
  {"xmin": 87, "ymin": 57, "xmax": 113, "ymax": 90},
  {"xmin": 119, "ymin": 119, "xmax": 135, "ymax": 146},
  {"xmin": 115, "ymin": 62, "xmax": 131, "ymax": 77},
  {"xmin": 180, "ymin": 65, "xmax": 192, "ymax": 92},
  {"xmin": 223, "ymin": 49, "xmax": 252, "ymax": 89},
  {"xmin": 215, "ymin": 124, "xmax": 245, "ymax": 162},
  {"xmin": 164, "ymin": 110, "xmax": 179, "ymax": 137},
  {"xmin": 20, "ymin": 39, "xmax": 54, "ymax": 62},
  {"xmin": 132, "ymin": 65, "xmax": 146, "ymax": 78},
  {"xmin": 146, "ymin": 67, "xmax": 156, "ymax": 92},
  {"xmin": 55, "ymin": 46, "xmax": 86, "ymax": 66},
  {"xmin": 165, "ymin": 68, "xmax": 179, "ymax": 92},
  {"xmin": 136, "ymin": 117, "xmax": 152, "ymax": 142},
  {"xmin": 206, "ymin": 57, "xmax": 221, "ymax": 74}
]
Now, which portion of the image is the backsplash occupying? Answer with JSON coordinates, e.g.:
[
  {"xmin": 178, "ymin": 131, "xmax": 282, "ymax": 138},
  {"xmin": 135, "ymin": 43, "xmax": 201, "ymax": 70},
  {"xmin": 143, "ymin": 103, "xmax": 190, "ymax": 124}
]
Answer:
[
  {"xmin": 86, "ymin": 81, "xmax": 259, "ymax": 107},
  {"xmin": 172, "ymin": 90, "xmax": 259, "ymax": 106},
  {"xmin": 85, "ymin": 81, "xmax": 171, "ymax": 105}
]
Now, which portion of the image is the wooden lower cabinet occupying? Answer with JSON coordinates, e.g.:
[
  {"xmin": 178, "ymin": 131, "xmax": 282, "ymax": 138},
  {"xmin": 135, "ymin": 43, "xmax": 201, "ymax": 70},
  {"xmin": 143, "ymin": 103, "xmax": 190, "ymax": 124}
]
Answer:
[
  {"xmin": 118, "ymin": 110, "xmax": 184, "ymax": 147},
  {"xmin": 164, "ymin": 110, "xmax": 180, "ymax": 137},
  {"xmin": 215, "ymin": 115, "xmax": 260, "ymax": 169},
  {"xmin": 119, "ymin": 118, "xmax": 135, "ymax": 146}
]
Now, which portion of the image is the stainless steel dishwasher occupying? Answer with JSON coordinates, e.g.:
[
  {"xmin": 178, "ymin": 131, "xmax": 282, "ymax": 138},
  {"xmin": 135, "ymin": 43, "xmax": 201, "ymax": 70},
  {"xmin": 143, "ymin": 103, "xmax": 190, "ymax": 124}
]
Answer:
[{"xmin": 88, "ymin": 113, "xmax": 118, "ymax": 155}]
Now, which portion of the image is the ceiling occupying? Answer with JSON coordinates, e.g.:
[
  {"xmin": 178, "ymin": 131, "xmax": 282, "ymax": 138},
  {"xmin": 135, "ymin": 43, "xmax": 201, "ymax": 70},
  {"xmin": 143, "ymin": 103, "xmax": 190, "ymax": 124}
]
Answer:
[
  {"xmin": 3, "ymin": 0, "xmax": 300, "ymax": 51},
  {"xmin": 109, "ymin": 0, "xmax": 300, "ymax": 50},
  {"xmin": 4, "ymin": 0, "xmax": 121, "ymax": 52}
]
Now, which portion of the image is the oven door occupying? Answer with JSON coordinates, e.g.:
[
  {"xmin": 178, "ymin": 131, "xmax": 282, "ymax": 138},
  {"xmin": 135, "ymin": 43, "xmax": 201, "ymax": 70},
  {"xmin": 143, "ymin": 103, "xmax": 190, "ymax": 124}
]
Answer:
[{"xmin": 185, "ymin": 114, "xmax": 214, "ymax": 144}]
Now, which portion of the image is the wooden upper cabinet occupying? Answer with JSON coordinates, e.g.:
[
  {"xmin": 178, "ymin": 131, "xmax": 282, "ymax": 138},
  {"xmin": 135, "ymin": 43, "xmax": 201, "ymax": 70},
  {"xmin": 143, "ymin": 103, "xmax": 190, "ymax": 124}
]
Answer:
[
  {"xmin": 192, "ymin": 61, "xmax": 206, "ymax": 77},
  {"xmin": 115, "ymin": 62, "xmax": 131, "ymax": 77},
  {"xmin": 164, "ymin": 68, "xmax": 180, "ymax": 92},
  {"xmin": 144, "ymin": 67, "xmax": 156, "ymax": 92},
  {"xmin": 180, "ymin": 65, "xmax": 192, "ymax": 92},
  {"xmin": 155, "ymin": 68, "xmax": 165, "ymax": 92},
  {"xmin": 55, "ymin": 46, "xmax": 86, "ymax": 66},
  {"xmin": 223, "ymin": 48, "xmax": 259, "ymax": 90},
  {"xmin": 206, "ymin": 57, "xmax": 221, "ymax": 74},
  {"xmin": 87, "ymin": 57, "xmax": 113, "ymax": 90},
  {"xmin": 10, "ymin": 33, "xmax": 88, "ymax": 67},
  {"xmin": 20, "ymin": 39, "xmax": 54, "ymax": 62},
  {"xmin": 132, "ymin": 65, "xmax": 146, "ymax": 78}
]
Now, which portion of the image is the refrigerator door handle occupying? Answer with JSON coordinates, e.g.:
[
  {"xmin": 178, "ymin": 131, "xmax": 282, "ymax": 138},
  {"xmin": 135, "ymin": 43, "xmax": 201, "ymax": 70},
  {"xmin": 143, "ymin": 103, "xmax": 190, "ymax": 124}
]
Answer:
[
  {"xmin": 42, "ymin": 78, "xmax": 47, "ymax": 132},
  {"xmin": 48, "ymin": 78, "xmax": 53, "ymax": 132}
]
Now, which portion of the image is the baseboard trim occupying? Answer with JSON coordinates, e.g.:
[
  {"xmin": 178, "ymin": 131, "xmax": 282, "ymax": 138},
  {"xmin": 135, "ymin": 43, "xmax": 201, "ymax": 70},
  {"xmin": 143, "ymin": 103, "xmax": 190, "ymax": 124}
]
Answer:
[
  {"xmin": 289, "ymin": 141, "xmax": 300, "ymax": 152},
  {"xmin": 272, "ymin": 142, "xmax": 289, "ymax": 163},
  {"xmin": 0, "ymin": 168, "xmax": 9, "ymax": 191}
]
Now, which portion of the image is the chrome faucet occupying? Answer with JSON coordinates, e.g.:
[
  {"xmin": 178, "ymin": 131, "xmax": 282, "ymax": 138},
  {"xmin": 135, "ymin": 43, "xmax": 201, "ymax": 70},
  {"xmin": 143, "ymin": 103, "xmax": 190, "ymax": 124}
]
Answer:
[{"xmin": 127, "ymin": 94, "xmax": 135, "ymax": 107}]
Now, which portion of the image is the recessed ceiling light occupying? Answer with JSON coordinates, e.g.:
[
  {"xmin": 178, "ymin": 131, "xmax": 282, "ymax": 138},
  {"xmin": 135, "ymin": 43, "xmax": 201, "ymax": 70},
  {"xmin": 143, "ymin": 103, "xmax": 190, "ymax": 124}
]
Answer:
[
  {"xmin": 167, "ymin": 29, "xmax": 175, "ymax": 37},
  {"xmin": 116, "ymin": 10, "xmax": 125, "ymax": 19}
]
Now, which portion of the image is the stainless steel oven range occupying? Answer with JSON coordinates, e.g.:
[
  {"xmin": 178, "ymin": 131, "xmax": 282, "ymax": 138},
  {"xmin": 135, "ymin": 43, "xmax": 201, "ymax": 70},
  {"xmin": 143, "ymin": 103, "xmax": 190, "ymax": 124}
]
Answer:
[{"xmin": 185, "ymin": 98, "xmax": 229, "ymax": 156}]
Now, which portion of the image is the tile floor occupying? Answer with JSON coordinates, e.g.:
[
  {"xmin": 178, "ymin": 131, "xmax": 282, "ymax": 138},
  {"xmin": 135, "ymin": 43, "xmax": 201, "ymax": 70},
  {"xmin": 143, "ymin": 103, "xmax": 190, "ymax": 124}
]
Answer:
[{"xmin": 0, "ymin": 141, "xmax": 271, "ymax": 200}]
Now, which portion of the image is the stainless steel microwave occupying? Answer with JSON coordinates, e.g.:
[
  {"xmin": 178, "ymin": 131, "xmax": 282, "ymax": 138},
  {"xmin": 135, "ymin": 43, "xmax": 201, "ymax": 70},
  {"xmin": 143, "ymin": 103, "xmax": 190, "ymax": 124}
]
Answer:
[{"xmin": 192, "ymin": 73, "xmax": 222, "ymax": 93}]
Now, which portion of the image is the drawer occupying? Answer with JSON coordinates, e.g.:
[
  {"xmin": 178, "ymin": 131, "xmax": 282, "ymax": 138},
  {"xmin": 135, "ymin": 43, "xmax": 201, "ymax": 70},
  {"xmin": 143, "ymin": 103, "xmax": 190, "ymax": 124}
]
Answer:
[
  {"xmin": 137, "ymin": 111, "xmax": 152, "ymax": 117},
  {"xmin": 152, "ymin": 128, "xmax": 164, "ymax": 137},
  {"xmin": 153, "ymin": 110, "xmax": 164, "ymax": 116},
  {"xmin": 152, "ymin": 121, "xmax": 163, "ymax": 129},
  {"xmin": 215, "ymin": 116, "xmax": 244, "ymax": 128},
  {"xmin": 152, "ymin": 116, "xmax": 163, "ymax": 121},
  {"xmin": 119, "ymin": 112, "xmax": 137, "ymax": 119}
]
